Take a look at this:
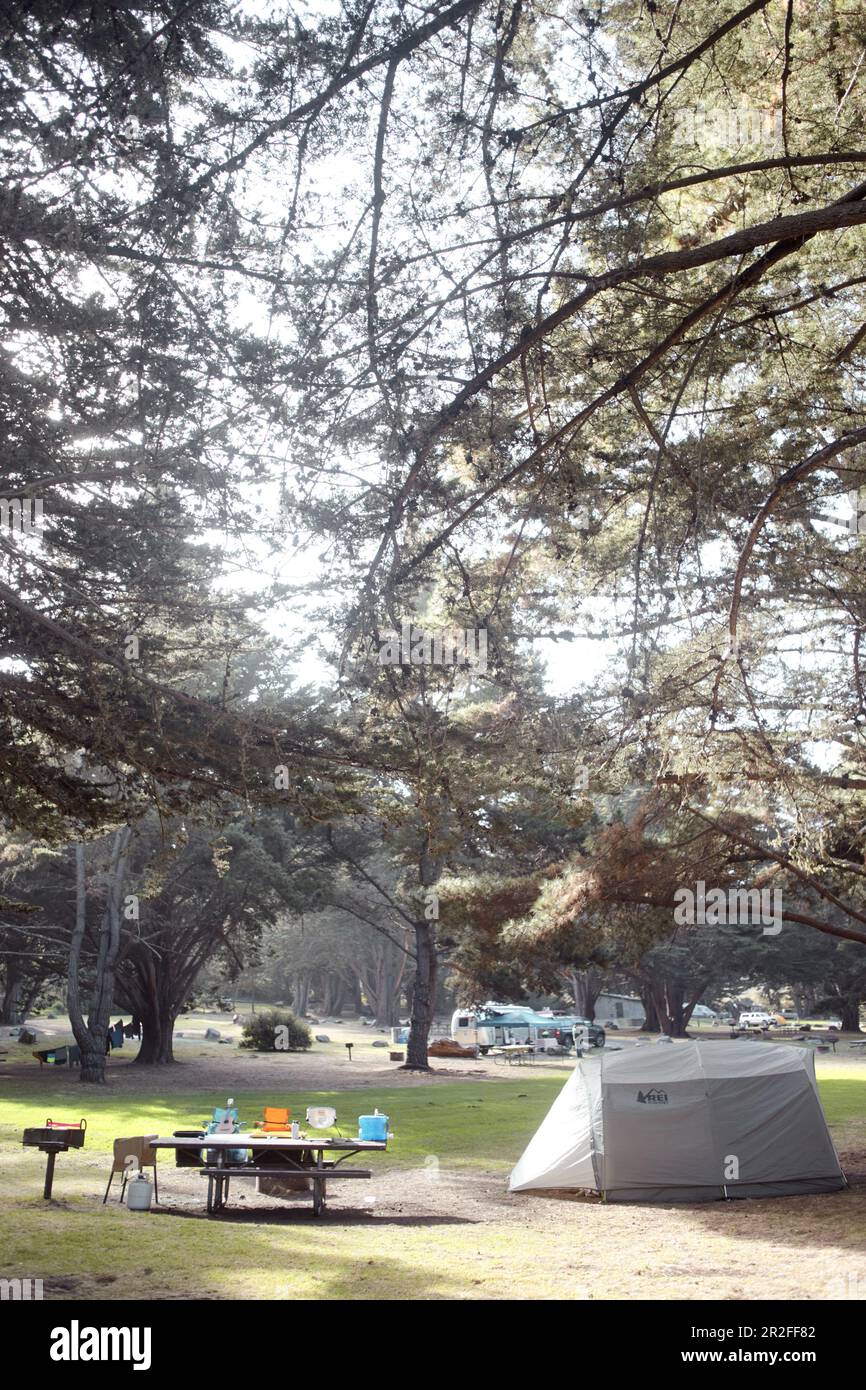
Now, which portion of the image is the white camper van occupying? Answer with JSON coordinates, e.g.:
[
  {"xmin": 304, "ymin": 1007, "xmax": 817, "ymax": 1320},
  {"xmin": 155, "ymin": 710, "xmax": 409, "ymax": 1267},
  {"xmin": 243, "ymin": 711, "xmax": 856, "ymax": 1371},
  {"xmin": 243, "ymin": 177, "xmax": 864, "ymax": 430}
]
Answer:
[
  {"xmin": 451, "ymin": 1008, "xmax": 516, "ymax": 1053},
  {"xmin": 451, "ymin": 1003, "xmax": 603, "ymax": 1053}
]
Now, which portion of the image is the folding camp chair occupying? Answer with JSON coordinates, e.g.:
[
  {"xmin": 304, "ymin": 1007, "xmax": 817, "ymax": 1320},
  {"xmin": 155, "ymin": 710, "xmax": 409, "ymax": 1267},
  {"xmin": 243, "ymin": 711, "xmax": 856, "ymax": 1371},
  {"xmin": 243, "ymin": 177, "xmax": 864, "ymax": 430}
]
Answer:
[
  {"xmin": 202, "ymin": 1100, "xmax": 248, "ymax": 1164},
  {"xmin": 103, "ymin": 1135, "xmax": 159, "ymax": 1204},
  {"xmin": 203, "ymin": 1102, "xmax": 240, "ymax": 1131},
  {"xmin": 210, "ymin": 1106, "xmax": 237, "ymax": 1128},
  {"xmin": 256, "ymin": 1106, "xmax": 292, "ymax": 1132}
]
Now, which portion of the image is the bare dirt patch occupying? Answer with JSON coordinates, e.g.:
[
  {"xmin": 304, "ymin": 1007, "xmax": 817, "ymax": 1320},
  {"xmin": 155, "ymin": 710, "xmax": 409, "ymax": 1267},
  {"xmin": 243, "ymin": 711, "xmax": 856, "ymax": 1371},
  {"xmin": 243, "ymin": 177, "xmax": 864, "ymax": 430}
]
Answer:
[
  {"xmin": 89, "ymin": 1157, "xmax": 866, "ymax": 1301},
  {"xmin": 0, "ymin": 1048, "xmax": 511, "ymax": 1093}
]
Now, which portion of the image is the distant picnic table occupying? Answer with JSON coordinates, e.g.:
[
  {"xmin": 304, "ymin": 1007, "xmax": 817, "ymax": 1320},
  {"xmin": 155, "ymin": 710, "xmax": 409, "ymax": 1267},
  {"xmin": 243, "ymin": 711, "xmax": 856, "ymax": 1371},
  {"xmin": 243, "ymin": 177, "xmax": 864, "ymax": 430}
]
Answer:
[
  {"xmin": 733, "ymin": 1027, "xmax": 840, "ymax": 1053},
  {"xmin": 491, "ymin": 1044, "xmax": 535, "ymax": 1065}
]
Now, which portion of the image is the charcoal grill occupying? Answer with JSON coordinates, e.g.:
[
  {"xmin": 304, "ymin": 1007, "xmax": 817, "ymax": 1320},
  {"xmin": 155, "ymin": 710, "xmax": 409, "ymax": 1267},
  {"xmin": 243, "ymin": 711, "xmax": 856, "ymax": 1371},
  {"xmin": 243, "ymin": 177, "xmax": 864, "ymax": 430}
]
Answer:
[{"xmin": 22, "ymin": 1118, "xmax": 86, "ymax": 1198}]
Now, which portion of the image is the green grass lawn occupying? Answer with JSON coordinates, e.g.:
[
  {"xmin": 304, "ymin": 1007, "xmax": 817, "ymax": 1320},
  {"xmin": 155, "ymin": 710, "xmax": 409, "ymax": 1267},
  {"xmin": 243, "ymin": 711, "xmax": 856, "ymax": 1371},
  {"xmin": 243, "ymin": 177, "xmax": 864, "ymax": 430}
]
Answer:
[
  {"xmin": 817, "ymin": 1074, "xmax": 866, "ymax": 1131},
  {"xmin": 1, "ymin": 1065, "xmax": 863, "ymax": 1301},
  {"xmin": 0, "ymin": 1074, "xmax": 568, "ymax": 1172},
  {"xmin": 0, "ymin": 1075, "xmax": 573, "ymax": 1301},
  {"xmin": 4, "ymin": 1061, "xmax": 861, "ymax": 1168}
]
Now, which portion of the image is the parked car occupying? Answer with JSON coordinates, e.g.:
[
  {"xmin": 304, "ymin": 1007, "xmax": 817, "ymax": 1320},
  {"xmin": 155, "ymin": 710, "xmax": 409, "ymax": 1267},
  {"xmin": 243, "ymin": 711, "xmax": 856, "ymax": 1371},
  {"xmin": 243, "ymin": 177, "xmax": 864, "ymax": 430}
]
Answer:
[{"xmin": 737, "ymin": 1011, "xmax": 777, "ymax": 1031}]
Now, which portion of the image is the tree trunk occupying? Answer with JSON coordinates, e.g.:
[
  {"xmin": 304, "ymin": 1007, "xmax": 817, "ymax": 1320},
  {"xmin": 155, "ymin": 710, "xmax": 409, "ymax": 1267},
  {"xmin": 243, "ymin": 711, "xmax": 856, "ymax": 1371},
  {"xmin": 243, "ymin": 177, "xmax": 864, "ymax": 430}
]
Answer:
[
  {"xmin": 402, "ymin": 918, "xmax": 436, "ymax": 1070},
  {"xmin": 639, "ymin": 987, "xmax": 660, "ymax": 1032},
  {"xmin": 374, "ymin": 967, "xmax": 399, "ymax": 1029},
  {"xmin": 361, "ymin": 940, "xmax": 405, "ymax": 1029},
  {"xmin": 294, "ymin": 973, "xmax": 310, "ymax": 1017},
  {"xmin": 67, "ymin": 830, "xmax": 131, "ymax": 1084},
  {"xmin": 568, "ymin": 968, "xmax": 601, "ymax": 1020},
  {"xmin": 839, "ymin": 995, "xmax": 862, "ymax": 1033},
  {"xmin": 663, "ymin": 990, "xmax": 687, "ymax": 1037},
  {"xmin": 344, "ymin": 975, "xmax": 362, "ymax": 1015},
  {"xmin": 652, "ymin": 981, "xmax": 704, "ymax": 1038},
  {"xmin": 117, "ymin": 948, "xmax": 179, "ymax": 1066},
  {"xmin": 135, "ymin": 1002, "xmax": 176, "ymax": 1064},
  {"xmin": 321, "ymin": 972, "xmax": 343, "ymax": 1016},
  {"xmin": 0, "ymin": 974, "xmax": 23, "ymax": 1025},
  {"xmin": 67, "ymin": 842, "xmax": 102, "ymax": 1081},
  {"xmin": 21, "ymin": 976, "xmax": 48, "ymax": 1020}
]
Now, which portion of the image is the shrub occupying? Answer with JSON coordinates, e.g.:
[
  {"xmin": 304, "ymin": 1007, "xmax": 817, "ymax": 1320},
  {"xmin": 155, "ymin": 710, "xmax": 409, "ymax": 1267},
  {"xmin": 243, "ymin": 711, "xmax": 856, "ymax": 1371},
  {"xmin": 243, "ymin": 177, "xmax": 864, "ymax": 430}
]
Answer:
[{"xmin": 238, "ymin": 1009, "xmax": 311, "ymax": 1052}]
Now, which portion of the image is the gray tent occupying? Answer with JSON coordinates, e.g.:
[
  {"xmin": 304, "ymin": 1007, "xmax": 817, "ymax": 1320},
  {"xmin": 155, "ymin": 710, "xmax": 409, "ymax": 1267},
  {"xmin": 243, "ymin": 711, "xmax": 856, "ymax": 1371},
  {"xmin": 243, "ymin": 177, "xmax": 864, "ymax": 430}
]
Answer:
[{"xmin": 509, "ymin": 1040, "xmax": 845, "ymax": 1202}]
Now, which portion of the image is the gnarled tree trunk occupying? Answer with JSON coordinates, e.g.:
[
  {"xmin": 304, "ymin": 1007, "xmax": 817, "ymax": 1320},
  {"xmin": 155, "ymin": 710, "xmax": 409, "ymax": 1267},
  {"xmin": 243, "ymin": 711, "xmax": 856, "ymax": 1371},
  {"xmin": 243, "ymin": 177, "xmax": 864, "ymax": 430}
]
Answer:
[
  {"xmin": 119, "ymin": 942, "xmax": 183, "ymax": 1066},
  {"xmin": 135, "ymin": 999, "xmax": 176, "ymax": 1064}
]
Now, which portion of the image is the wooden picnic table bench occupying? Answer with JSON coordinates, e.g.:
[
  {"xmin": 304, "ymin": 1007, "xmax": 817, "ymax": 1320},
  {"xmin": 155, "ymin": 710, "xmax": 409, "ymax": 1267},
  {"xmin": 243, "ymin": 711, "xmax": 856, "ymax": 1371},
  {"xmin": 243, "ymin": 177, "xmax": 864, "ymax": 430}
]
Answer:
[{"xmin": 150, "ymin": 1134, "xmax": 387, "ymax": 1217}]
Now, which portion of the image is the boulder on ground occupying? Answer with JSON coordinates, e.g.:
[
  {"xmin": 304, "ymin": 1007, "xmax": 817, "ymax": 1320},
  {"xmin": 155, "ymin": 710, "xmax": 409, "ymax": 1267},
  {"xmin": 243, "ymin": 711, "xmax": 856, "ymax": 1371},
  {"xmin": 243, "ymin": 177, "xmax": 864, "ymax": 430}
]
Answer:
[
  {"xmin": 314, "ymin": 1034, "xmax": 331, "ymax": 1043},
  {"xmin": 204, "ymin": 1027, "xmax": 221, "ymax": 1040},
  {"xmin": 371, "ymin": 1039, "xmax": 387, "ymax": 1047}
]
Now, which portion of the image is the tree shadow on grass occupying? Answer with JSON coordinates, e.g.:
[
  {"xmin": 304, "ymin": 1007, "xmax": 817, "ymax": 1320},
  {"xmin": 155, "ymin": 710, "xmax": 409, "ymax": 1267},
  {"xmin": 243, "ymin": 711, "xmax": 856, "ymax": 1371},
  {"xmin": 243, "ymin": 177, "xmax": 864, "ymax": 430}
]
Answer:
[
  {"xmin": 153, "ymin": 1203, "xmax": 477, "ymax": 1227},
  {"xmin": 516, "ymin": 1170, "xmax": 866, "ymax": 1263},
  {"xmin": 206, "ymin": 1244, "xmax": 474, "ymax": 1300}
]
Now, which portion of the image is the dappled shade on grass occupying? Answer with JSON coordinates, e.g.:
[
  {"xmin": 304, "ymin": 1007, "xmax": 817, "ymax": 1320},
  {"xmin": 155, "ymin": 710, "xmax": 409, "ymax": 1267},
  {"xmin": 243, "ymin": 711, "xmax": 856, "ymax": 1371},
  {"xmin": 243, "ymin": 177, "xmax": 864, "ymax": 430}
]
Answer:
[{"xmin": 1, "ymin": 1065, "xmax": 864, "ymax": 1301}]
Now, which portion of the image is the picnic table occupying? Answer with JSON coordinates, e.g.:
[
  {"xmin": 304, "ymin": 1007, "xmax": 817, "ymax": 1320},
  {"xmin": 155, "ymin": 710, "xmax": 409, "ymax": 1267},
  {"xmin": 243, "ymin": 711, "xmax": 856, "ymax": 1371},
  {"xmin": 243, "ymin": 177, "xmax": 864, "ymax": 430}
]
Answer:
[
  {"xmin": 491, "ymin": 1044, "xmax": 535, "ymax": 1066},
  {"xmin": 800, "ymin": 1035, "xmax": 838, "ymax": 1054},
  {"xmin": 150, "ymin": 1133, "xmax": 387, "ymax": 1217}
]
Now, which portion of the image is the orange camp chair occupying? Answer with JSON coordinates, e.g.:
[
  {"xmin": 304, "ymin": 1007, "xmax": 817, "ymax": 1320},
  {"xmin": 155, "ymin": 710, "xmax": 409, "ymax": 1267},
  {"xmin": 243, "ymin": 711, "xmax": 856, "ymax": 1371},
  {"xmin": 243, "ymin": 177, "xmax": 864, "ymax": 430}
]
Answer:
[{"xmin": 258, "ymin": 1106, "xmax": 292, "ymax": 1132}]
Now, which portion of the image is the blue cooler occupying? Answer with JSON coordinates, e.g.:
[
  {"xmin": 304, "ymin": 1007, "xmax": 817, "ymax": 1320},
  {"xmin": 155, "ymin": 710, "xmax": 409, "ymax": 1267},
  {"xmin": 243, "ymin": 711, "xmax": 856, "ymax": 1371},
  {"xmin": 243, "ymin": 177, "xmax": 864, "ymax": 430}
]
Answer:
[{"xmin": 358, "ymin": 1110, "xmax": 389, "ymax": 1143}]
